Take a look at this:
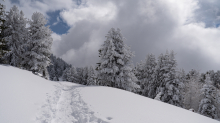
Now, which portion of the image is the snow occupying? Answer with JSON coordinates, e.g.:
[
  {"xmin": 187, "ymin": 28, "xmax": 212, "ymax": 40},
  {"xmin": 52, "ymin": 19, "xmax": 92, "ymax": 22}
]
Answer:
[
  {"xmin": 0, "ymin": 65, "xmax": 57, "ymax": 123},
  {"xmin": 0, "ymin": 65, "xmax": 219, "ymax": 123}
]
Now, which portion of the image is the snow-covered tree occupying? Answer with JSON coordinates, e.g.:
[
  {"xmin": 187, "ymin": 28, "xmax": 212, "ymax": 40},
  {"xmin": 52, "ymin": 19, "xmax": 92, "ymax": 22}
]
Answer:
[
  {"xmin": 135, "ymin": 60, "xmax": 145, "ymax": 83},
  {"xmin": 176, "ymin": 69, "xmax": 186, "ymax": 107},
  {"xmin": 3, "ymin": 5, "xmax": 28, "ymax": 67},
  {"xmin": 48, "ymin": 67, "xmax": 57, "ymax": 81},
  {"xmin": 134, "ymin": 60, "xmax": 145, "ymax": 94},
  {"xmin": 213, "ymin": 71, "xmax": 220, "ymax": 88},
  {"xmin": 82, "ymin": 66, "xmax": 89, "ymax": 85},
  {"xmin": 150, "ymin": 53, "xmax": 167, "ymax": 99},
  {"xmin": 184, "ymin": 69, "xmax": 202, "ymax": 110},
  {"xmin": 142, "ymin": 54, "xmax": 157, "ymax": 98},
  {"xmin": 87, "ymin": 66, "xmax": 96, "ymax": 85},
  {"xmin": 62, "ymin": 68, "xmax": 68, "ymax": 81},
  {"xmin": 198, "ymin": 74, "xmax": 217, "ymax": 119},
  {"xmin": 76, "ymin": 66, "xmax": 89, "ymax": 85},
  {"xmin": 201, "ymin": 70, "xmax": 220, "ymax": 89},
  {"xmin": 159, "ymin": 51, "xmax": 184, "ymax": 107},
  {"xmin": 68, "ymin": 66, "xmax": 78, "ymax": 82},
  {"xmin": 0, "ymin": 2, "xmax": 5, "ymax": 34},
  {"xmin": 0, "ymin": 2, "xmax": 9, "ymax": 63},
  {"xmin": 62, "ymin": 66, "xmax": 78, "ymax": 83},
  {"xmin": 154, "ymin": 92, "xmax": 162, "ymax": 101},
  {"xmin": 77, "ymin": 67, "xmax": 84, "ymax": 84},
  {"xmin": 96, "ymin": 28, "xmax": 139, "ymax": 91},
  {"xmin": 47, "ymin": 54, "xmax": 71, "ymax": 81},
  {"xmin": 22, "ymin": 12, "xmax": 52, "ymax": 79}
]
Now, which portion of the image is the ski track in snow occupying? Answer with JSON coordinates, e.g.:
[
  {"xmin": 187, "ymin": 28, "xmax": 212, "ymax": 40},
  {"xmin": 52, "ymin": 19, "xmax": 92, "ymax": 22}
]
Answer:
[{"xmin": 36, "ymin": 83, "xmax": 108, "ymax": 123}]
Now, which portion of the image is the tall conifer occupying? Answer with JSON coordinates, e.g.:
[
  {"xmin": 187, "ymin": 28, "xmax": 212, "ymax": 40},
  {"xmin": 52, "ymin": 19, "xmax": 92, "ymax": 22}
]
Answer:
[{"xmin": 97, "ymin": 28, "xmax": 139, "ymax": 91}]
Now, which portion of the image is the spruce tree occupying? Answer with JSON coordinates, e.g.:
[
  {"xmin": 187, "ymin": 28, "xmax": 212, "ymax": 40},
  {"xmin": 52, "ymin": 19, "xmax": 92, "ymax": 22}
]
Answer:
[
  {"xmin": 142, "ymin": 54, "xmax": 157, "ymax": 97},
  {"xmin": 0, "ymin": 2, "xmax": 9, "ymax": 63},
  {"xmin": 87, "ymin": 66, "xmax": 97, "ymax": 85},
  {"xmin": 150, "ymin": 53, "xmax": 166, "ymax": 98},
  {"xmin": 82, "ymin": 66, "xmax": 89, "ymax": 85},
  {"xmin": 67, "ymin": 66, "xmax": 78, "ymax": 82},
  {"xmin": 211, "ymin": 71, "xmax": 220, "ymax": 89},
  {"xmin": 77, "ymin": 67, "xmax": 84, "ymax": 84},
  {"xmin": 62, "ymin": 66, "xmax": 78, "ymax": 83},
  {"xmin": 160, "ymin": 51, "xmax": 184, "ymax": 107},
  {"xmin": 3, "ymin": 5, "xmax": 28, "ymax": 67},
  {"xmin": 176, "ymin": 69, "xmax": 186, "ymax": 107},
  {"xmin": 47, "ymin": 54, "xmax": 71, "ymax": 81},
  {"xmin": 62, "ymin": 68, "xmax": 68, "ymax": 81},
  {"xmin": 198, "ymin": 74, "xmax": 217, "ymax": 119},
  {"xmin": 23, "ymin": 12, "xmax": 52, "ymax": 79},
  {"xmin": 135, "ymin": 60, "xmax": 145, "ymax": 83},
  {"xmin": 96, "ymin": 28, "xmax": 139, "ymax": 91},
  {"xmin": 135, "ymin": 60, "xmax": 145, "ymax": 94},
  {"xmin": 48, "ymin": 67, "xmax": 57, "ymax": 81},
  {"xmin": 184, "ymin": 69, "xmax": 202, "ymax": 110}
]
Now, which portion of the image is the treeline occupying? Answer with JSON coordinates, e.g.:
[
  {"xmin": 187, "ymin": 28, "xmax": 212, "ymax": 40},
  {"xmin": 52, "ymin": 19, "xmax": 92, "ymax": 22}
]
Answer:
[
  {"xmin": 47, "ymin": 55, "xmax": 97, "ymax": 85},
  {"xmin": 0, "ymin": 4, "xmax": 52, "ymax": 79}
]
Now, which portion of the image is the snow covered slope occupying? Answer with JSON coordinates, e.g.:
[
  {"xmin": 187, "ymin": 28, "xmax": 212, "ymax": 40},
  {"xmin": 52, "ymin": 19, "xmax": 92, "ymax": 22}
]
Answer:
[
  {"xmin": 0, "ymin": 65, "xmax": 219, "ymax": 123},
  {"xmin": 0, "ymin": 65, "xmax": 58, "ymax": 123}
]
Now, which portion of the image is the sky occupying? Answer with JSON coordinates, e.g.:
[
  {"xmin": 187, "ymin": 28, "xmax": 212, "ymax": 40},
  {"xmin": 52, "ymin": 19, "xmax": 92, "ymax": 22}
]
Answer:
[{"xmin": 2, "ymin": 0, "xmax": 220, "ymax": 72}]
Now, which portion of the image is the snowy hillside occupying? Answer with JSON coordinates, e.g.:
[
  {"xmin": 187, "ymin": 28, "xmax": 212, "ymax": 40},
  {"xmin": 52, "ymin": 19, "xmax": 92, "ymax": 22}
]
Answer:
[{"xmin": 0, "ymin": 65, "xmax": 219, "ymax": 123}]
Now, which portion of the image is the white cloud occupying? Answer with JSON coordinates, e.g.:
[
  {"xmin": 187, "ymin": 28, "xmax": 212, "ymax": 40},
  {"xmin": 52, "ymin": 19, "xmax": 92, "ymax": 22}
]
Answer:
[
  {"xmin": 51, "ymin": 33, "xmax": 62, "ymax": 56},
  {"xmin": 174, "ymin": 23, "xmax": 220, "ymax": 63},
  {"xmin": 60, "ymin": 1, "xmax": 117, "ymax": 26}
]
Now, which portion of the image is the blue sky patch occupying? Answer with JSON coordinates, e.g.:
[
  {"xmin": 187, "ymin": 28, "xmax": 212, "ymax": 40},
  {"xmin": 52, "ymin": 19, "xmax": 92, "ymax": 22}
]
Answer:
[
  {"xmin": 9, "ymin": 0, "xmax": 20, "ymax": 4},
  {"xmin": 46, "ymin": 10, "xmax": 70, "ymax": 35}
]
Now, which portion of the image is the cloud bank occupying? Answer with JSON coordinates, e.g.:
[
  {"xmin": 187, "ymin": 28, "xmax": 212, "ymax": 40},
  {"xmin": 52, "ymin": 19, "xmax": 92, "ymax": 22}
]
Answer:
[{"xmin": 3, "ymin": 0, "xmax": 220, "ymax": 72}]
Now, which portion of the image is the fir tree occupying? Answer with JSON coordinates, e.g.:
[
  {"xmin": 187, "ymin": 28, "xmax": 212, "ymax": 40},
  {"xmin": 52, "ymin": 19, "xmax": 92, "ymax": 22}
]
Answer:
[
  {"xmin": 176, "ymin": 69, "xmax": 186, "ymax": 107},
  {"xmin": 208, "ymin": 70, "xmax": 220, "ymax": 89},
  {"xmin": 184, "ymin": 69, "xmax": 202, "ymax": 110},
  {"xmin": 48, "ymin": 67, "xmax": 57, "ymax": 81},
  {"xmin": 159, "ymin": 51, "xmax": 184, "ymax": 107},
  {"xmin": 3, "ymin": 5, "xmax": 28, "ymax": 67},
  {"xmin": 198, "ymin": 74, "xmax": 217, "ymax": 119},
  {"xmin": 96, "ymin": 28, "xmax": 139, "ymax": 91},
  {"xmin": 82, "ymin": 66, "xmax": 89, "ymax": 85},
  {"xmin": 134, "ymin": 60, "xmax": 145, "ymax": 95},
  {"xmin": 150, "ymin": 53, "xmax": 166, "ymax": 98},
  {"xmin": 76, "ymin": 66, "xmax": 89, "ymax": 85},
  {"xmin": 67, "ymin": 66, "xmax": 78, "ymax": 82},
  {"xmin": 62, "ymin": 66, "xmax": 78, "ymax": 83},
  {"xmin": 87, "ymin": 66, "xmax": 97, "ymax": 85},
  {"xmin": 142, "ymin": 54, "xmax": 157, "ymax": 97},
  {"xmin": 135, "ymin": 60, "xmax": 145, "ymax": 83},
  {"xmin": 62, "ymin": 68, "xmax": 68, "ymax": 81},
  {"xmin": 47, "ymin": 54, "xmax": 71, "ymax": 81},
  {"xmin": 23, "ymin": 12, "xmax": 52, "ymax": 79},
  {"xmin": 0, "ymin": 2, "xmax": 9, "ymax": 63},
  {"xmin": 213, "ymin": 71, "xmax": 220, "ymax": 88},
  {"xmin": 77, "ymin": 67, "xmax": 84, "ymax": 84}
]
